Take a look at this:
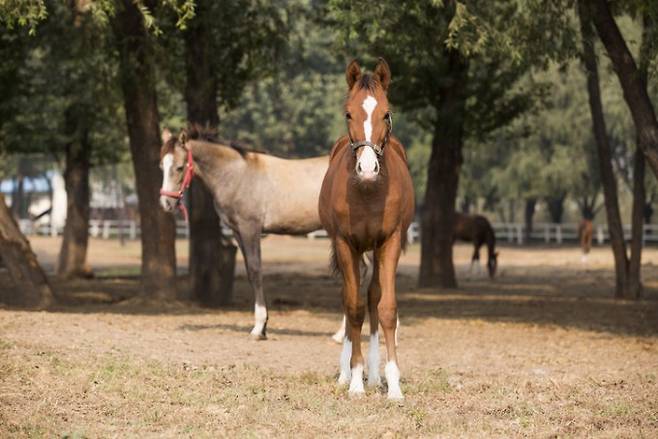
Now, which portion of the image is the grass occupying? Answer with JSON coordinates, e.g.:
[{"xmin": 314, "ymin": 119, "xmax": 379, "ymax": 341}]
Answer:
[{"xmin": 1, "ymin": 344, "xmax": 656, "ymax": 438}]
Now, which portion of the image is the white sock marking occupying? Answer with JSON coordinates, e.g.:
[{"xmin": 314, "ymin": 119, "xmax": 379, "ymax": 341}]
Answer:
[
  {"xmin": 338, "ymin": 338, "xmax": 352, "ymax": 385},
  {"xmin": 250, "ymin": 303, "xmax": 267, "ymax": 337},
  {"xmin": 332, "ymin": 315, "xmax": 346, "ymax": 343},
  {"xmin": 367, "ymin": 332, "xmax": 381, "ymax": 387},
  {"xmin": 385, "ymin": 360, "xmax": 403, "ymax": 400},
  {"xmin": 349, "ymin": 364, "xmax": 365, "ymax": 395}
]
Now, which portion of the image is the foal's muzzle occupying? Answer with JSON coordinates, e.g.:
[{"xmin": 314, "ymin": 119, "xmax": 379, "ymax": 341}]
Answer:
[
  {"xmin": 160, "ymin": 195, "xmax": 178, "ymax": 212},
  {"xmin": 354, "ymin": 143, "xmax": 381, "ymax": 182}
]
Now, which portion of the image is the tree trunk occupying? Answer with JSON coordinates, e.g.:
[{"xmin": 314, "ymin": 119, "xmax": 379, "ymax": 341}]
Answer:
[
  {"xmin": 0, "ymin": 194, "xmax": 54, "ymax": 308},
  {"xmin": 57, "ymin": 107, "xmax": 92, "ymax": 278},
  {"xmin": 626, "ymin": 13, "xmax": 653, "ymax": 300},
  {"xmin": 419, "ymin": 50, "xmax": 468, "ymax": 288},
  {"xmin": 546, "ymin": 194, "xmax": 565, "ymax": 223},
  {"xmin": 588, "ymin": 0, "xmax": 658, "ymax": 179},
  {"xmin": 579, "ymin": 0, "xmax": 629, "ymax": 298},
  {"xmin": 113, "ymin": 0, "xmax": 177, "ymax": 299},
  {"xmin": 524, "ymin": 198, "xmax": 536, "ymax": 241},
  {"xmin": 628, "ymin": 148, "xmax": 644, "ymax": 298},
  {"xmin": 183, "ymin": 0, "xmax": 237, "ymax": 306}
]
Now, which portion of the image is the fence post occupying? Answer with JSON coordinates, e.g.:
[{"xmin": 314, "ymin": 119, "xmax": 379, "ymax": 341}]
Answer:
[
  {"xmin": 102, "ymin": 220, "xmax": 110, "ymax": 239},
  {"xmin": 129, "ymin": 221, "xmax": 137, "ymax": 240},
  {"xmin": 556, "ymin": 225, "xmax": 562, "ymax": 244},
  {"xmin": 596, "ymin": 225, "xmax": 604, "ymax": 245},
  {"xmin": 544, "ymin": 224, "xmax": 550, "ymax": 243},
  {"xmin": 516, "ymin": 224, "xmax": 523, "ymax": 245}
]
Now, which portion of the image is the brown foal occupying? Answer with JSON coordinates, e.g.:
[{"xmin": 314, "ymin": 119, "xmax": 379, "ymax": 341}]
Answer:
[{"xmin": 319, "ymin": 59, "xmax": 415, "ymax": 399}]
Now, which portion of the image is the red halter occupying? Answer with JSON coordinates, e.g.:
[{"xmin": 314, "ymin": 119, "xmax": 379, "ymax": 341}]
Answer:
[{"xmin": 159, "ymin": 147, "xmax": 194, "ymax": 222}]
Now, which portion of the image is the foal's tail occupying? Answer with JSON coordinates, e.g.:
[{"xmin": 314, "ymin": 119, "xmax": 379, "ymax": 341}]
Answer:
[{"xmin": 330, "ymin": 244, "xmax": 371, "ymax": 279}]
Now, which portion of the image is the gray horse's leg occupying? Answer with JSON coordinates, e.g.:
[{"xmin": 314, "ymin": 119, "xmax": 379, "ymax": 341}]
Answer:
[{"xmin": 236, "ymin": 228, "xmax": 267, "ymax": 340}]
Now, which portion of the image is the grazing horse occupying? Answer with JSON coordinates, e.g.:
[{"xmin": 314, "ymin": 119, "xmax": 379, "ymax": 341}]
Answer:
[
  {"xmin": 319, "ymin": 59, "xmax": 414, "ymax": 399},
  {"xmin": 579, "ymin": 218, "xmax": 593, "ymax": 262},
  {"xmin": 453, "ymin": 213, "xmax": 498, "ymax": 278},
  {"xmin": 159, "ymin": 126, "xmax": 329, "ymax": 339}
]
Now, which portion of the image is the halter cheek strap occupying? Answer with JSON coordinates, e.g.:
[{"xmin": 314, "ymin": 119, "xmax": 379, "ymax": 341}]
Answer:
[
  {"xmin": 159, "ymin": 147, "xmax": 194, "ymax": 222},
  {"xmin": 347, "ymin": 112, "xmax": 392, "ymax": 156}
]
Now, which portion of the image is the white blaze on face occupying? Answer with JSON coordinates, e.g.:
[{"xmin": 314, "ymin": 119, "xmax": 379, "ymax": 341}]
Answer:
[
  {"xmin": 362, "ymin": 95, "xmax": 377, "ymax": 142},
  {"xmin": 356, "ymin": 95, "xmax": 380, "ymax": 180},
  {"xmin": 161, "ymin": 153, "xmax": 174, "ymax": 190},
  {"xmin": 160, "ymin": 153, "xmax": 174, "ymax": 210}
]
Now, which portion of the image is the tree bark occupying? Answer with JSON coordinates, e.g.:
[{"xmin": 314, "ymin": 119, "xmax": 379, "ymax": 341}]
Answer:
[
  {"xmin": 524, "ymin": 198, "xmax": 536, "ymax": 241},
  {"xmin": 184, "ymin": 1, "xmax": 237, "ymax": 306},
  {"xmin": 628, "ymin": 147, "xmax": 644, "ymax": 298},
  {"xmin": 419, "ymin": 50, "xmax": 468, "ymax": 288},
  {"xmin": 579, "ymin": 0, "xmax": 629, "ymax": 298},
  {"xmin": 588, "ymin": 0, "xmax": 658, "ymax": 179},
  {"xmin": 113, "ymin": 0, "xmax": 177, "ymax": 299},
  {"xmin": 546, "ymin": 194, "xmax": 566, "ymax": 223},
  {"xmin": 0, "ymin": 194, "xmax": 54, "ymax": 308},
  {"xmin": 57, "ymin": 106, "xmax": 92, "ymax": 278},
  {"xmin": 626, "ymin": 13, "xmax": 653, "ymax": 300}
]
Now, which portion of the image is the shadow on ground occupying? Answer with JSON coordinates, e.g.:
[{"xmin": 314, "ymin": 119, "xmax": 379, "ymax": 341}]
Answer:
[{"xmin": 1, "ymin": 261, "xmax": 657, "ymax": 337}]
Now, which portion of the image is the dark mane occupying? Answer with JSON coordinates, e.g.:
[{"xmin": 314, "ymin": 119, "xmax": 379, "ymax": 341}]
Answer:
[{"xmin": 159, "ymin": 124, "xmax": 257, "ymax": 158}]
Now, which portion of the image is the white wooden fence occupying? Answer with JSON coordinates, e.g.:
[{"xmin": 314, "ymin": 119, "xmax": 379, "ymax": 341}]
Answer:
[{"xmin": 16, "ymin": 219, "xmax": 658, "ymax": 245}]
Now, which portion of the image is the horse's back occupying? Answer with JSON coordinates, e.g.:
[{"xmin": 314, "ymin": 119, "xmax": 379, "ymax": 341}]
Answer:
[{"xmin": 254, "ymin": 153, "xmax": 330, "ymax": 234}]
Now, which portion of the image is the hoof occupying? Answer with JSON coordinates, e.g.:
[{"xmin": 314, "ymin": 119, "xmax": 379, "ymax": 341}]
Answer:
[
  {"xmin": 249, "ymin": 332, "xmax": 267, "ymax": 341},
  {"xmin": 348, "ymin": 389, "xmax": 365, "ymax": 398},
  {"xmin": 332, "ymin": 332, "xmax": 345, "ymax": 344},
  {"xmin": 367, "ymin": 376, "xmax": 382, "ymax": 388},
  {"xmin": 337, "ymin": 372, "xmax": 351, "ymax": 386},
  {"xmin": 387, "ymin": 389, "xmax": 404, "ymax": 400}
]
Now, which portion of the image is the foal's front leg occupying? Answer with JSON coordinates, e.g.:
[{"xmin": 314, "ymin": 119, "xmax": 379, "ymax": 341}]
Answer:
[
  {"xmin": 334, "ymin": 238, "xmax": 365, "ymax": 396},
  {"xmin": 236, "ymin": 227, "xmax": 267, "ymax": 340},
  {"xmin": 376, "ymin": 230, "xmax": 404, "ymax": 399}
]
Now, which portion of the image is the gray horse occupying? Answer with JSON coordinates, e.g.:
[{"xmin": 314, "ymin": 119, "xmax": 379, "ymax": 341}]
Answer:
[{"xmin": 159, "ymin": 127, "xmax": 328, "ymax": 339}]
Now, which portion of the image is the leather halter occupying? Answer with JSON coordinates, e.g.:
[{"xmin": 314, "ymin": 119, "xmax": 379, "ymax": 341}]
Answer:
[
  {"xmin": 347, "ymin": 112, "xmax": 393, "ymax": 156},
  {"xmin": 159, "ymin": 146, "xmax": 194, "ymax": 222}
]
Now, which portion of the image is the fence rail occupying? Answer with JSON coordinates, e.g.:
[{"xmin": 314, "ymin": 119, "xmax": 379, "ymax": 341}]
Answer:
[{"xmin": 16, "ymin": 219, "xmax": 658, "ymax": 245}]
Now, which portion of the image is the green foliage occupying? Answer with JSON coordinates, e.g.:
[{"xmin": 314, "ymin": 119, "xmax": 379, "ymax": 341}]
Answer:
[{"xmin": 0, "ymin": 0, "xmax": 47, "ymax": 35}]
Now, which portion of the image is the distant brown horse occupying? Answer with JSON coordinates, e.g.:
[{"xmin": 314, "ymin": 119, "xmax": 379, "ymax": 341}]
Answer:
[
  {"xmin": 319, "ymin": 59, "xmax": 415, "ymax": 399},
  {"xmin": 579, "ymin": 218, "xmax": 593, "ymax": 262},
  {"xmin": 453, "ymin": 213, "xmax": 498, "ymax": 278}
]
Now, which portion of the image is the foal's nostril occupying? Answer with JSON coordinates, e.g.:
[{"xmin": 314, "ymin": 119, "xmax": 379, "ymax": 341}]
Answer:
[
  {"xmin": 357, "ymin": 163, "xmax": 363, "ymax": 174},
  {"xmin": 374, "ymin": 162, "xmax": 380, "ymax": 173}
]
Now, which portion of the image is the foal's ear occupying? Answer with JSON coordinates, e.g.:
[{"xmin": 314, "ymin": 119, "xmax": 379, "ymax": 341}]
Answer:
[
  {"xmin": 178, "ymin": 129, "xmax": 188, "ymax": 146},
  {"xmin": 162, "ymin": 128, "xmax": 172, "ymax": 144},
  {"xmin": 346, "ymin": 59, "xmax": 361, "ymax": 89},
  {"xmin": 374, "ymin": 57, "xmax": 391, "ymax": 91}
]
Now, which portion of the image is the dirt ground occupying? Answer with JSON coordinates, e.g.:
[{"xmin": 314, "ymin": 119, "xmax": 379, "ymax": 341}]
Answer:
[{"xmin": 1, "ymin": 236, "xmax": 657, "ymax": 437}]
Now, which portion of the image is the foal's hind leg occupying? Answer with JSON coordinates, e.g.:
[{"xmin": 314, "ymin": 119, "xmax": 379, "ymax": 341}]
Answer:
[
  {"xmin": 236, "ymin": 226, "xmax": 267, "ymax": 340},
  {"xmin": 376, "ymin": 230, "xmax": 403, "ymax": 399},
  {"xmin": 334, "ymin": 238, "xmax": 365, "ymax": 395}
]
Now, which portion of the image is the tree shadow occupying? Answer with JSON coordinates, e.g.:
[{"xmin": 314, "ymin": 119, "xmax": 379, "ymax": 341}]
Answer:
[{"xmin": 1, "ymin": 262, "xmax": 657, "ymax": 337}]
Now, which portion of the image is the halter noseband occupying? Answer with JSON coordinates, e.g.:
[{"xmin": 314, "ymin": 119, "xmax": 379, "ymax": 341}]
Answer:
[
  {"xmin": 347, "ymin": 112, "xmax": 393, "ymax": 157},
  {"xmin": 159, "ymin": 146, "xmax": 194, "ymax": 222}
]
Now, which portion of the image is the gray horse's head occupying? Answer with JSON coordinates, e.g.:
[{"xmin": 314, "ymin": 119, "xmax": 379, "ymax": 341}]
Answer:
[{"xmin": 159, "ymin": 128, "xmax": 189, "ymax": 212}]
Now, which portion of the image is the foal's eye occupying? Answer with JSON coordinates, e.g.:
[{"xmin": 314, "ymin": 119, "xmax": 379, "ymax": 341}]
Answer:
[
  {"xmin": 176, "ymin": 166, "xmax": 184, "ymax": 172},
  {"xmin": 345, "ymin": 112, "xmax": 352, "ymax": 120},
  {"xmin": 384, "ymin": 112, "xmax": 392, "ymax": 122}
]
